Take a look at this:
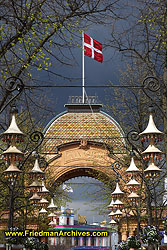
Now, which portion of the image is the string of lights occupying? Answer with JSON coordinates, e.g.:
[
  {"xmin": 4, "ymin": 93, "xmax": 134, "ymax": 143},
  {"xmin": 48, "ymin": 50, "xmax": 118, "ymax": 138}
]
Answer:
[{"xmin": 24, "ymin": 85, "xmax": 145, "ymax": 89}]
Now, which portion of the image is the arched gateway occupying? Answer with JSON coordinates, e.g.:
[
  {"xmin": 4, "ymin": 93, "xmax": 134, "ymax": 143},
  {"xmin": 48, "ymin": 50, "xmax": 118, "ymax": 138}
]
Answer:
[{"xmin": 43, "ymin": 96, "xmax": 125, "ymax": 185}]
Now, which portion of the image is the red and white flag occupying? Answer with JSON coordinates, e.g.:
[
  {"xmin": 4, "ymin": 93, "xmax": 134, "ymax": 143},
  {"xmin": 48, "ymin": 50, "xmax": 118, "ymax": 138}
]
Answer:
[{"xmin": 83, "ymin": 33, "xmax": 103, "ymax": 63}]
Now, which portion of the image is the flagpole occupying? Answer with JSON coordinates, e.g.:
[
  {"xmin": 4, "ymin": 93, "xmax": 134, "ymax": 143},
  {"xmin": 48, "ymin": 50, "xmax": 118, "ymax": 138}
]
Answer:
[{"xmin": 82, "ymin": 31, "xmax": 85, "ymax": 103}]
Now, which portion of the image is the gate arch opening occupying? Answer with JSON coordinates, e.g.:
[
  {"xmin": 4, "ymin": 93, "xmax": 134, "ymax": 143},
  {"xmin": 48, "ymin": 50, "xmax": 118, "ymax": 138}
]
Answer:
[
  {"xmin": 47, "ymin": 166, "xmax": 115, "ymax": 190},
  {"xmin": 43, "ymin": 101, "xmax": 126, "ymax": 201}
]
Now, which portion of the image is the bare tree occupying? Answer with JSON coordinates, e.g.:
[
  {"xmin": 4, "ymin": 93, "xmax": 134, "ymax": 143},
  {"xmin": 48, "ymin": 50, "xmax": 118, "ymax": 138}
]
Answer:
[
  {"xmin": 0, "ymin": 0, "xmax": 120, "ymax": 111},
  {"xmin": 106, "ymin": 0, "xmax": 167, "ymax": 131},
  {"xmin": 105, "ymin": 59, "xmax": 166, "ymax": 240}
]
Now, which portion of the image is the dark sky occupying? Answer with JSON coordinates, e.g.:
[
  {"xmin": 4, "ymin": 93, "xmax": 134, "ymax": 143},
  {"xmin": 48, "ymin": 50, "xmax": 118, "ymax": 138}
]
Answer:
[{"xmin": 34, "ymin": 27, "xmax": 124, "ymax": 121}]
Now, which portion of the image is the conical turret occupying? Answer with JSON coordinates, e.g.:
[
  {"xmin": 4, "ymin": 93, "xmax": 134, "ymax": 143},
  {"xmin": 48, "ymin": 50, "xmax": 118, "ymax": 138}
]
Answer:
[
  {"xmin": 1, "ymin": 111, "xmax": 25, "ymax": 143},
  {"xmin": 28, "ymin": 158, "xmax": 44, "ymax": 178},
  {"xmin": 144, "ymin": 162, "xmax": 161, "ymax": 178},
  {"xmin": 112, "ymin": 183, "xmax": 124, "ymax": 197},
  {"xmin": 126, "ymin": 178, "xmax": 140, "ymax": 187},
  {"xmin": 47, "ymin": 198, "xmax": 57, "ymax": 210},
  {"xmin": 125, "ymin": 157, "xmax": 140, "ymax": 174},
  {"xmin": 140, "ymin": 112, "xmax": 163, "ymax": 142},
  {"xmin": 108, "ymin": 198, "xmax": 115, "ymax": 209},
  {"xmin": 109, "ymin": 219, "xmax": 117, "ymax": 225},
  {"xmin": 3, "ymin": 163, "xmax": 22, "ymax": 181},
  {"xmin": 39, "ymin": 208, "xmax": 48, "ymax": 214},
  {"xmin": 38, "ymin": 180, "xmax": 49, "ymax": 196}
]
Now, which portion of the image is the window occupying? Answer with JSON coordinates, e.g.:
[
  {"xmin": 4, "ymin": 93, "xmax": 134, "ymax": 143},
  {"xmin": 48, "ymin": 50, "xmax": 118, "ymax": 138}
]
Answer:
[
  {"xmin": 83, "ymin": 237, "xmax": 86, "ymax": 246},
  {"xmin": 75, "ymin": 237, "xmax": 79, "ymax": 246},
  {"xmin": 91, "ymin": 237, "xmax": 95, "ymax": 246}
]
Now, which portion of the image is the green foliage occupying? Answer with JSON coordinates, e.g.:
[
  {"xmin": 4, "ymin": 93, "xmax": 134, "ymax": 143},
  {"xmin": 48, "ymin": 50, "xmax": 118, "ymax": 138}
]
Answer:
[
  {"xmin": 105, "ymin": 59, "xmax": 165, "ymax": 227},
  {"xmin": 0, "ymin": 109, "xmax": 46, "ymax": 230},
  {"xmin": 127, "ymin": 236, "xmax": 141, "ymax": 249},
  {"xmin": 106, "ymin": 62, "xmax": 150, "ymax": 140},
  {"xmin": 141, "ymin": 225, "xmax": 163, "ymax": 244},
  {"xmin": 25, "ymin": 237, "xmax": 48, "ymax": 250},
  {"xmin": 118, "ymin": 241, "xmax": 130, "ymax": 250},
  {"xmin": 6, "ymin": 227, "xmax": 48, "ymax": 250},
  {"xmin": 138, "ymin": 1, "xmax": 167, "ymax": 50},
  {"xmin": 118, "ymin": 236, "xmax": 141, "ymax": 250},
  {"xmin": 163, "ymin": 218, "xmax": 167, "ymax": 235},
  {"xmin": 0, "ymin": 0, "xmax": 113, "ymax": 82},
  {"xmin": 0, "ymin": 230, "xmax": 5, "ymax": 244}
]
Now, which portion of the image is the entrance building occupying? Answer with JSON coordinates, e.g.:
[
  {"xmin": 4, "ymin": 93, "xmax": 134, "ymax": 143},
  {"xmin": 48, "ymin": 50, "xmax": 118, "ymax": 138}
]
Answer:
[
  {"xmin": 43, "ymin": 96, "xmax": 125, "ymax": 184},
  {"xmin": 43, "ymin": 96, "xmax": 129, "ymax": 243}
]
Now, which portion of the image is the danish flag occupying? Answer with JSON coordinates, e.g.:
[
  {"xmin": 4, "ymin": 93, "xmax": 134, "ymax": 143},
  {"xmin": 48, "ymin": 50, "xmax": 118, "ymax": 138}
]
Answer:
[{"xmin": 83, "ymin": 33, "xmax": 103, "ymax": 63}]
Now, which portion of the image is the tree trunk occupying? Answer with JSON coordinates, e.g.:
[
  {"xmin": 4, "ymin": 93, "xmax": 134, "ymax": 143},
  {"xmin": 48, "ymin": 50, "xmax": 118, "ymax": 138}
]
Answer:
[
  {"xmin": 146, "ymin": 188, "xmax": 153, "ymax": 225},
  {"xmin": 148, "ymin": 244, "xmax": 155, "ymax": 250},
  {"xmin": 162, "ymin": 63, "xmax": 167, "ymax": 156},
  {"xmin": 8, "ymin": 186, "xmax": 14, "ymax": 229}
]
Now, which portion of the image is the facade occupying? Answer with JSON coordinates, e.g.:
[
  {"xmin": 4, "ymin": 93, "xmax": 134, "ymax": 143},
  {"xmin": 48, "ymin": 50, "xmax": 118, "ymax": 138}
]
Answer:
[
  {"xmin": 48, "ymin": 207, "xmax": 118, "ymax": 250},
  {"xmin": 43, "ymin": 96, "xmax": 125, "ymax": 184},
  {"xmin": 43, "ymin": 96, "xmax": 134, "ymax": 241}
]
